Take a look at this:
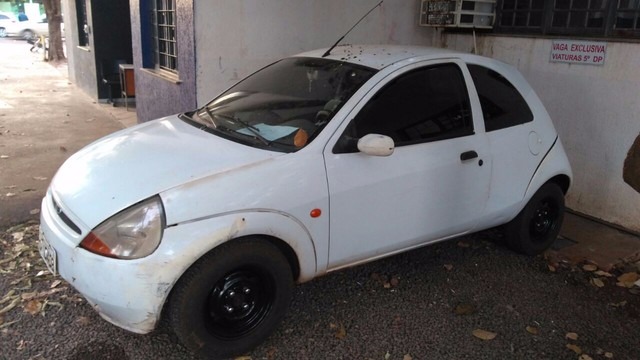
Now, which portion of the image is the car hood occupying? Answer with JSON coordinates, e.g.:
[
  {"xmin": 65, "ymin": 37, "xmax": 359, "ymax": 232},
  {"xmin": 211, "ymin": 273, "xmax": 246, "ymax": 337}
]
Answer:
[{"xmin": 51, "ymin": 115, "xmax": 280, "ymax": 229}]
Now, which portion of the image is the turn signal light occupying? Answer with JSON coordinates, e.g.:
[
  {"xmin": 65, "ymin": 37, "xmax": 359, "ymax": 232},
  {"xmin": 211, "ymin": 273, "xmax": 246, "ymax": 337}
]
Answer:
[{"xmin": 80, "ymin": 232, "xmax": 118, "ymax": 258}]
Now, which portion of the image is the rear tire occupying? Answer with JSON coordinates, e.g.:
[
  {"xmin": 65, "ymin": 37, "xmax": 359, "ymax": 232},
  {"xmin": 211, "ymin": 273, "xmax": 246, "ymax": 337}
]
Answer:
[
  {"xmin": 21, "ymin": 30, "xmax": 34, "ymax": 40},
  {"xmin": 505, "ymin": 183, "xmax": 565, "ymax": 255},
  {"xmin": 0, "ymin": 28, "xmax": 6, "ymax": 38},
  {"xmin": 168, "ymin": 238, "xmax": 293, "ymax": 359}
]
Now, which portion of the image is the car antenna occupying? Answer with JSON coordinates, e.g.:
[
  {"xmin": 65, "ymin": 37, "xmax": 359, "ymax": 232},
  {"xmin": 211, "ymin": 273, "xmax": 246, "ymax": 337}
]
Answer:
[{"xmin": 322, "ymin": 1, "xmax": 384, "ymax": 58}]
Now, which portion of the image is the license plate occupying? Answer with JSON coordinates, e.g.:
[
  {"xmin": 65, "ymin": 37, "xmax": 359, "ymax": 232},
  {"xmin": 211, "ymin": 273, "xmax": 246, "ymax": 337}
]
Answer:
[{"xmin": 38, "ymin": 232, "xmax": 57, "ymax": 276}]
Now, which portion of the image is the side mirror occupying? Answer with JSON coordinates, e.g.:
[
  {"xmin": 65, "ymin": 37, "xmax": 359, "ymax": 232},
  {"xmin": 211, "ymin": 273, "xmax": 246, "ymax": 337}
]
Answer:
[{"xmin": 357, "ymin": 134, "xmax": 395, "ymax": 157}]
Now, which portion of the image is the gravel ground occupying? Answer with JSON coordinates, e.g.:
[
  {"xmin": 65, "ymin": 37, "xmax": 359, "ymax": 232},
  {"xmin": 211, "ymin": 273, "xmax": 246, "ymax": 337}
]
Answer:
[{"xmin": 1, "ymin": 224, "xmax": 639, "ymax": 360}]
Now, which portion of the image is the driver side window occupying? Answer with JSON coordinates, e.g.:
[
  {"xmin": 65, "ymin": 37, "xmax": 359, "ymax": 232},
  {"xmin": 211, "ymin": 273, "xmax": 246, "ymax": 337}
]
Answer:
[{"xmin": 334, "ymin": 63, "xmax": 473, "ymax": 153}]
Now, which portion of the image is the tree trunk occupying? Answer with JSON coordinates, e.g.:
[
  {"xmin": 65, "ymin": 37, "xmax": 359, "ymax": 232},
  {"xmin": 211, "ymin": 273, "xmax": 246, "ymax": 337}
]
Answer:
[{"xmin": 43, "ymin": 0, "xmax": 65, "ymax": 62}]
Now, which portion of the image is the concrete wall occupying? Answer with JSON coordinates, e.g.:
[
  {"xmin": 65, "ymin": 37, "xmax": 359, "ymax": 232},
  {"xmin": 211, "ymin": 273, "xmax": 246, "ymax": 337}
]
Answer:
[
  {"xmin": 62, "ymin": 0, "xmax": 98, "ymax": 99},
  {"xmin": 130, "ymin": 0, "xmax": 196, "ymax": 122},
  {"xmin": 194, "ymin": 0, "xmax": 433, "ymax": 104},
  {"xmin": 440, "ymin": 33, "xmax": 640, "ymax": 232}
]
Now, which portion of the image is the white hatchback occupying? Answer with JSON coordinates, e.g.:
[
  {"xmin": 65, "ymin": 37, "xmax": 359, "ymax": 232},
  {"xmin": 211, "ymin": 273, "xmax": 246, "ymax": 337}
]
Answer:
[{"xmin": 40, "ymin": 45, "xmax": 572, "ymax": 359}]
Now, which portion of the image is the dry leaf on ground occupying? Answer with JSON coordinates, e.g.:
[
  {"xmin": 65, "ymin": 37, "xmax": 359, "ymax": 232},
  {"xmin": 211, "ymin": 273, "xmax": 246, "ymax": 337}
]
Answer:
[
  {"xmin": 609, "ymin": 301, "xmax": 627, "ymax": 308},
  {"xmin": 444, "ymin": 264, "xmax": 454, "ymax": 271},
  {"xmin": 472, "ymin": 329, "xmax": 497, "ymax": 340},
  {"xmin": 566, "ymin": 332, "xmax": 579, "ymax": 340},
  {"xmin": 616, "ymin": 272, "xmax": 639, "ymax": 288},
  {"xmin": 604, "ymin": 352, "xmax": 614, "ymax": 358},
  {"xmin": 582, "ymin": 264, "xmax": 598, "ymax": 272},
  {"xmin": 548, "ymin": 264, "xmax": 557, "ymax": 272},
  {"xmin": 566, "ymin": 343, "xmax": 582, "ymax": 354},
  {"xmin": 234, "ymin": 356, "xmax": 252, "ymax": 360},
  {"xmin": 590, "ymin": 278, "xmax": 605, "ymax": 288},
  {"xmin": 454, "ymin": 303, "xmax": 477, "ymax": 316},
  {"xmin": 403, "ymin": 355, "xmax": 413, "ymax": 360},
  {"xmin": 594, "ymin": 270, "xmax": 613, "ymax": 277},
  {"xmin": 457, "ymin": 241, "xmax": 471, "ymax": 248},
  {"xmin": 579, "ymin": 355, "xmax": 593, "ymax": 360},
  {"xmin": 23, "ymin": 300, "xmax": 42, "ymax": 315},
  {"xmin": 526, "ymin": 326, "xmax": 539, "ymax": 335}
]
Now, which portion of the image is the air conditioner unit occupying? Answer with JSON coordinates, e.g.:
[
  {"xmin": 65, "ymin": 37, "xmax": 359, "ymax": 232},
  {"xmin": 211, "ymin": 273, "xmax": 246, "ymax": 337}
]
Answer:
[{"xmin": 419, "ymin": 0, "xmax": 496, "ymax": 29}]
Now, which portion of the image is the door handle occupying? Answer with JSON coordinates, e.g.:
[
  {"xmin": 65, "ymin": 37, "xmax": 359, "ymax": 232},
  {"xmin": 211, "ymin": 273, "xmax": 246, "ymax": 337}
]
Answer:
[{"xmin": 460, "ymin": 150, "xmax": 478, "ymax": 161}]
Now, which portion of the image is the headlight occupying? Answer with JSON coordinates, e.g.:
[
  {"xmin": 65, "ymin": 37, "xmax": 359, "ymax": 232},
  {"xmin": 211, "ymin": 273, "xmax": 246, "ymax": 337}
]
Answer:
[{"xmin": 80, "ymin": 196, "xmax": 165, "ymax": 259}]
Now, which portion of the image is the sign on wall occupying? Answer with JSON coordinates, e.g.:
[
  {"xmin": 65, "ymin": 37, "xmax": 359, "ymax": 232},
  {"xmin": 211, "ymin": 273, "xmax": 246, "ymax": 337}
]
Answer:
[{"xmin": 550, "ymin": 40, "xmax": 607, "ymax": 66}]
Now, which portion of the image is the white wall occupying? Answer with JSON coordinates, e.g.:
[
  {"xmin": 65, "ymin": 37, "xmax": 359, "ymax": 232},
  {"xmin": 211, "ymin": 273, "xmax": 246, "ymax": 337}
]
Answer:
[
  {"xmin": 442, "ymin": 33, "xmax": 640, "ymax": 232},
  {"xmin": 194, "ymin": 0, "xmax": 432, "ymax": 103}
]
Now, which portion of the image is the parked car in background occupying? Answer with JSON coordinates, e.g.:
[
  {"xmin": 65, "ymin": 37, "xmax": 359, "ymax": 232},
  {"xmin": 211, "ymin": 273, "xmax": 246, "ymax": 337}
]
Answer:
[
  {"xmin": 0, "ymin": 13, "xmax": 60, "ymax": 40},
  {"xmin": 0, "ymin": 11, "xmax": 16, "ymax": 38},
  {"xmin": 38, "ymin": 45, "xmax": 572, "ymax": 359}
]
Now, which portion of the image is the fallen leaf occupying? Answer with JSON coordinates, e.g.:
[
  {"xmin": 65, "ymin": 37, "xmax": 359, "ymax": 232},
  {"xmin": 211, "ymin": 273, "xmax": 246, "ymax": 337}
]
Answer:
[
  {"xmin": 472, "ymin": 329, "xmax": 497, "ymax": 340},
  {"xmin": 525, "ymin": 326, "xmax": 539, "ymax": 335},
  {"xmin": 547, "ymin": 264, "xmax": 556, "ymax": 272},
  {"xmin": 385, "ymin": 352, "xmax": 391, "ymax": 360},
  {"xmin": 579, "ymin": 355, "xmax": 593, "ymax": 360},
  {"xmin": 0, "ymin": 155, "xmax": 8, "ymax": 159},
  {"xmin": 12, "ymin": 232, "xmax": 24, "ymax": 242},
  {"xmin": 590, "ymin": 278, "xmax": 605, "ymax": 288},
  {"xmin": 29, "ymin": 209, "xmax": 40, "ymax": 215},
  {"xmin": 444, "ymin": 264, "xmax": 454, "ymax": 271},
  {"xmin": 594, "ymin": 270, "xmax": 613, "ymax": 277},
  {"xmin": 582, "ymin": 264, "xmax": 598, "ymax": 272},
  {"xmin": 403, "ymin": 355, "xmax": 413, "ymax": 360},
  {"xmin": 5, "ymin": 193, "xmax": 16, "ymax": 198},
  {"xmin": 383, "ymin": 282, "xmax": 391, "ymax": 289},
  {"xmin": 605, "ymin": 352, "xmax": 614, "ymax": 358},
  {"xmin": 20, "ymin": 291, "xmax": 37, "ymax": 301},
  {"xmin": 0, "ymin": 297, "xmax": 20, "ymax": 314},
  {"xmin": 609, "ymin": 301, "xmax": 627, "ymax": 307},
  {"xmin": 32, "ymin": 176, "xmax": 47, "ymax": 181},
  {"xmin": 23, "ymin": 300, "xmax": 42, "ymax": 315},
  {"xmin": 50, "ymin": 280, "xmax": 62, "ymax": 288},
  {"xmin": 617, "ymin": 272, "xmax": 639, "ymax": 288},
  {"xmin": 76, "ymin": 316, "xmax": 91, "ymax": 326},
  {"xmin": 234, "ymin": 356, "xmax": 252, "ymax": 360},
  {"xmin": 454, "ymin": 303, "xmax": 477, "ymax": 316},
  {"xmin": 332, "ymin": 322, "xmax": 346, "ymax": 339},
  {"xmin": 566, "ymin": 343, "xmax": 582, "ymax": 354},
  {"xmin": 457, "ymin": 241, "xmax": 471, "ymax": 248},
  {"xmin": 566, "ymin": 332, "xmax": 579, "ymax": 341}
]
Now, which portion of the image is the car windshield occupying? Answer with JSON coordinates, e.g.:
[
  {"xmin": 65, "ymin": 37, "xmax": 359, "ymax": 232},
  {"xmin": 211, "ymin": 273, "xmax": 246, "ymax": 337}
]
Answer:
[{"xmin": 187, "ymin": 57, "xmax": 376, "ymax": 152}]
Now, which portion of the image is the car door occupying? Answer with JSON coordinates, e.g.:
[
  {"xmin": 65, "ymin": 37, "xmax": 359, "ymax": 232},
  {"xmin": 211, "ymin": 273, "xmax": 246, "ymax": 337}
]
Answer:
[{"xmin": 323, "ymin": 60, "xmax": 491, "ymax": 269}]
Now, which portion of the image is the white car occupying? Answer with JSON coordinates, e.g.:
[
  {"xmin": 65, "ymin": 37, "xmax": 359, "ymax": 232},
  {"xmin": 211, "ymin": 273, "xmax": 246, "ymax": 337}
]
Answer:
[
  {"xmin": 39, "ymin": 45, "xmax": 572, "ymax": 358},
  {"xmin": 0, "ymin": 13, "xmax": 51, "ymax": 39}
]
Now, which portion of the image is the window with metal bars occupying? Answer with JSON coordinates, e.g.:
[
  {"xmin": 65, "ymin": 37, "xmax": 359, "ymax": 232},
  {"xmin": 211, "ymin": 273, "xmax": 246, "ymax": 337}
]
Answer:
[
  {"xmin": 76, "ymin": 0, "xmax": 89, "ymax": 47},
  {"xmin": 496, "ymin": 0, "xmax": 640, "ymax": 37},
  {"xmin": 153, "ymin": 0, "xmax": 177, "ymax": 72}
]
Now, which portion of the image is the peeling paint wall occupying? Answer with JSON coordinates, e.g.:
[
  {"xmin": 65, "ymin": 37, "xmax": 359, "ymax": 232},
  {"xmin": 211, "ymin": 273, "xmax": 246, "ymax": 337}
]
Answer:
[
  {"xmin": 441, "ymin": 33, "xmax": 640, "ymax": 232},
  {"xmin": 130, "ymin": 0, "xmax": 197, "ymax": 122},
  {"xmin": 193, "ymin": 0, "xmax": 433, "ymax": 104}
]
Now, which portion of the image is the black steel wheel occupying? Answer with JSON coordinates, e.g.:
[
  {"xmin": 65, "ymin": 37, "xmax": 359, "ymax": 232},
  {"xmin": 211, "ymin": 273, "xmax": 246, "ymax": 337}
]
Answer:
[
  {"xmin": 505, "ymin": 183, "xmax": 565, "ymax": 255},
  {"xmin": 168, "ymin": 238, "xmax": 293, "ymax": 359}
]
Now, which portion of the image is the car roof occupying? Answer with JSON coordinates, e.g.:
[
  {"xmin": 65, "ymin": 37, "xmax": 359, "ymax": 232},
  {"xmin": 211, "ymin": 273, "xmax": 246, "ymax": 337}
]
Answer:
[{"xmin": 296, "ymin": 45, "xmax": 472, "ymax": 70}]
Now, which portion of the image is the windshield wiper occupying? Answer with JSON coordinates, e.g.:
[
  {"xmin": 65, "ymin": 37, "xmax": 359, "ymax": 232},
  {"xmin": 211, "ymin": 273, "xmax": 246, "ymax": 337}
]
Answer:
[{"xmin": 213, "ymin": 113, "xmax": 270, "ymax": 146}]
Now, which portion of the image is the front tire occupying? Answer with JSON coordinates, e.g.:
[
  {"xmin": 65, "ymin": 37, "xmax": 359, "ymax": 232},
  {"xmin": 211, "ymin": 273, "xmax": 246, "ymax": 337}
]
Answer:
[
  {"xmin": 168, "ymin": 238, "xmax": 293, "ymax": 359},
  {"xmin": 505, "ymin": 183, "xmax": 565, "ymax": 255}
]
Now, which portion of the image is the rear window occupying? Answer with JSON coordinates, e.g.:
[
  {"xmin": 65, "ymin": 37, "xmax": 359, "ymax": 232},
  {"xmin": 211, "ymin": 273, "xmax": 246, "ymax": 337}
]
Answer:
[{"xmin": 468, "ymin": 64, "xmax": 533, "ymax": 132}]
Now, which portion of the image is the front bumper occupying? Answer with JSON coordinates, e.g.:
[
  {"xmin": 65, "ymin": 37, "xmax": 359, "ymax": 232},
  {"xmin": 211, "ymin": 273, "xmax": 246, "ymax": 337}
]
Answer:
[{"xmin": 39, "ymin": 191, "xmax": 183, "ymax": 333}]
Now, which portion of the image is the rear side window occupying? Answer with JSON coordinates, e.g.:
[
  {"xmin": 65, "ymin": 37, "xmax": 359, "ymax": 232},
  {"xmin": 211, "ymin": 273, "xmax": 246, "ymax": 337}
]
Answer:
[
  {"xmin": 468, "ymin": 64, "xmax": 533, "ymax": 132},
  {"xmin": 336, "ymin": 63, "xmax": 473, "ymax": 152},
  {"xmin": 0, "ymin": 15, "xmax": 9, "ymax": 20}
]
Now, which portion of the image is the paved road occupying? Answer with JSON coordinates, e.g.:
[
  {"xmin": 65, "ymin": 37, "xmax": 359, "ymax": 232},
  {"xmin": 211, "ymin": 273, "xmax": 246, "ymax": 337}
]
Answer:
[{"xmin": 1, "ymin": 37, "xmax": 639, "ymax": 360}]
